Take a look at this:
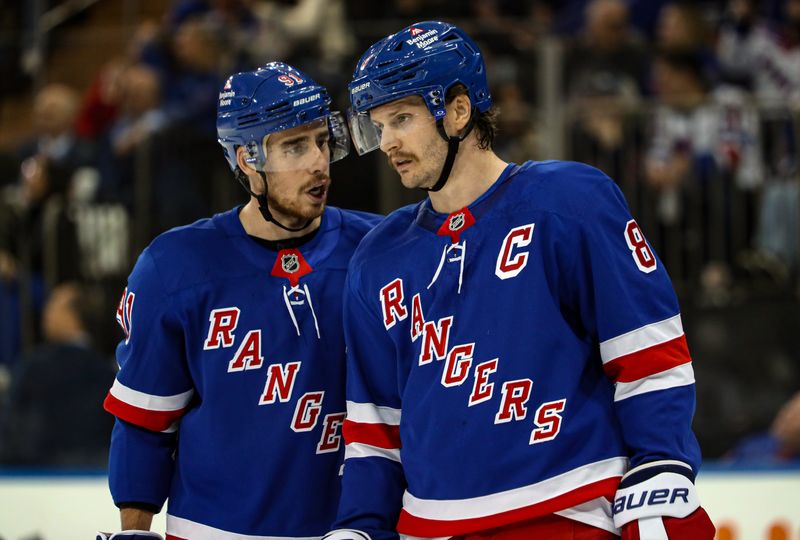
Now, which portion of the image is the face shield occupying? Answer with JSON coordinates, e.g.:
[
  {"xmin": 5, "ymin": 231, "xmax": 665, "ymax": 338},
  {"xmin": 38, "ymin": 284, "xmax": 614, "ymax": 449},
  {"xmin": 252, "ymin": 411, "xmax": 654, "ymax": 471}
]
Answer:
[
  {"xmin": 261, "ymin": 112, "xmax": 350, "ymax": 173},
  {"xmin": 347, "ymin": 107, "xmax": 437, "ymax": 156},
  {"xmin": 348, "ymin": 109, "xmax": 382, "ymax": 155}
]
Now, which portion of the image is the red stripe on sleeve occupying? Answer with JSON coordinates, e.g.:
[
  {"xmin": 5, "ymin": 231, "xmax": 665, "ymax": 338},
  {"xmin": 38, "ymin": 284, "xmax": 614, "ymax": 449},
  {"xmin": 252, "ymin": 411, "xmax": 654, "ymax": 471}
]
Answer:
[
  {"xmin": 603, "ymin": 335, "xmax": 691, "ymax": 383},
  {"xmin": 103, "ymin": 392, "xmax": 185, "ymax": 432},
  {"xmin": 342, "ymin": 419, "xmax": 401, "ymax": 449}
]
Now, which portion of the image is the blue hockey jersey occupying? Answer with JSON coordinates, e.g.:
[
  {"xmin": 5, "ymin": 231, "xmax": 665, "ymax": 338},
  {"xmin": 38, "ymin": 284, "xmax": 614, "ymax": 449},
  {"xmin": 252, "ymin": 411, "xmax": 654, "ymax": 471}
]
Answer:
[
  {"xmin": 105, "ymin": 206, "xmax": 380, "ymax": 539},
  {"xmin": 333, "ymin": 161, "xmax": 701, "ymax": 538}
]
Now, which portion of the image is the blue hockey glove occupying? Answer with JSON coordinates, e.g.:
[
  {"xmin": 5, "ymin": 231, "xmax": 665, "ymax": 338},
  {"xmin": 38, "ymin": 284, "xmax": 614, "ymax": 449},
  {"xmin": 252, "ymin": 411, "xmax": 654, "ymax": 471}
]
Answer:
[{"xmin": 612, "ymin": 460, "xmax": 715, "ymax": 539}]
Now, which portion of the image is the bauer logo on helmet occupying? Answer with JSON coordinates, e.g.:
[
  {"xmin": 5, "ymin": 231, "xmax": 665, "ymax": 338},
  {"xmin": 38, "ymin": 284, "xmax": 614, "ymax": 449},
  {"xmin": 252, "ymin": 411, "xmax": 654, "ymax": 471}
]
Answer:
[{"xmin": 293, "ymin": 93, "xmax": 321, "ymax": 107}]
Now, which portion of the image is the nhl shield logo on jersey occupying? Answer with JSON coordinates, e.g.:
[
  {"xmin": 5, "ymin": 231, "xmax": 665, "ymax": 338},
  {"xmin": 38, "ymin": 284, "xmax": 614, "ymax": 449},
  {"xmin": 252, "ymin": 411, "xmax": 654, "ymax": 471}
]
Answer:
[
  {"xmin": 437, "ymin": 207, "xmax": 476, "ymax": 243},
  {"xmin": 281, "ymin": 253, "xmax": 300, "ymax": 274},
  {"xmin": 449, "ymin": 213, "xmax": 465, "ymax": 231},
  {"xmin": 271, "ymin": 248, "xmax": 312, "ymax": 287}
]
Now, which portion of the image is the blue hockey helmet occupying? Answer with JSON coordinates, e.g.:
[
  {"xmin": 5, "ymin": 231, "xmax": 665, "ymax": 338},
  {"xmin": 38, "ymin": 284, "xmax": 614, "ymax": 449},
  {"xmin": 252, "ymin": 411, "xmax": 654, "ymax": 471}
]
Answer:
[
  {"xmin": 217, "ymin": 62, "xmax": 349, "ymax": 172},
  {"xmin": 349, "ymin": 20, "xmax": 492, "ymax": 116},
  {"xmin": 347, "ymin": 21, "xmax": 492, "ymax": 155},
  {"xmin": 347, "ymin": 21, "xmax": 493, "ymax": 191}
]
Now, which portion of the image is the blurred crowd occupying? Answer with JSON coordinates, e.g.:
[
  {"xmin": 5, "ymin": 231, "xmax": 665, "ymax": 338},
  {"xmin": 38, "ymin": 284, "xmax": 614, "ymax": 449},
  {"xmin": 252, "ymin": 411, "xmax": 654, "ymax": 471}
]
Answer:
[{"xmin": 0, "ymin": 0, "xmax": 799, "ymax": 467}]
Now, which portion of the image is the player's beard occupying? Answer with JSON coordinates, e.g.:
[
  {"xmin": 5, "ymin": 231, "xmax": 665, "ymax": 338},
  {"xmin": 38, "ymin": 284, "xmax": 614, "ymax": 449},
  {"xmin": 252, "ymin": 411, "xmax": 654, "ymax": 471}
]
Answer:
[
  {"xmin": 390, "ymin": 136, "xmax": 448, "ymax": 190},
  {"xmin": 266, "ymin": 171, "xmax": 330, "ymax": 227}
]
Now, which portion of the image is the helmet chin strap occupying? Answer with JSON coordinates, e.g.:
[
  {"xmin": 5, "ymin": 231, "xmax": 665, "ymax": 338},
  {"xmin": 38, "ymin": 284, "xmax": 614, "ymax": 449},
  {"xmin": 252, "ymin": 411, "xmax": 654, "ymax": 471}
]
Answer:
[
  {"xmin": 236, "ymin": 169, "xmax": 314, "ymax": 233},
  {"xmin": 424, "ymin": 107, "xmax": 478, "ymax": 193}
]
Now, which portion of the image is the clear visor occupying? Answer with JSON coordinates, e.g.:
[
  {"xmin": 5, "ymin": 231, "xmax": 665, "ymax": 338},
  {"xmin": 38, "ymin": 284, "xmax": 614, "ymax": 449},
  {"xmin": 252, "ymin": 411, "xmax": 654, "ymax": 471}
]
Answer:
[
  {"xmin": 348, "ymin": 109, "xmax": 382, "ymax": 155},
  {"xmin": 262, "ymin": 111, "xmax": 350, "ymax": 173},
  {"xmin": 347, "ymin": 108, "xmax": 437, "ymax": 156}
]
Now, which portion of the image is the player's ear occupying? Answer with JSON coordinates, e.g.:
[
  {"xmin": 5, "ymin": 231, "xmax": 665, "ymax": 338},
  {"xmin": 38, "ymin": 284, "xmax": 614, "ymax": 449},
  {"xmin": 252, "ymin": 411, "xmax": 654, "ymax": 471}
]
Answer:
[
  {"xmin": 445, "ymin": 93, "xmax": 472, "ymax": 133},
  {"xmin": 236, "ymin": 145, "xmax": 257, "ymax": 175}
]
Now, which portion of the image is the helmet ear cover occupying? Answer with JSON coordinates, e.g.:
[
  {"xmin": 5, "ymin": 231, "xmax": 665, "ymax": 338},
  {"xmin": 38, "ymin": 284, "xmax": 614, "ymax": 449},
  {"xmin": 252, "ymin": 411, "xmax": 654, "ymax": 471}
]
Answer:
[{"xmin": 244, "ymin": 141, "xmax": 260, "ymax": 165}]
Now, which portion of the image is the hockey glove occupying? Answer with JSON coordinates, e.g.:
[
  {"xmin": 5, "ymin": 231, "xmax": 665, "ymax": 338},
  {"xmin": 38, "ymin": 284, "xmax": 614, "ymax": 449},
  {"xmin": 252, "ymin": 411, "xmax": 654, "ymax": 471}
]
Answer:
[
  {"xmin": 96, "ymin": 531, "xmax": 164, "ymax": 540},
  {"xmin": 612, "ymin": 460, "xmax": 715, "ymax": 540}
]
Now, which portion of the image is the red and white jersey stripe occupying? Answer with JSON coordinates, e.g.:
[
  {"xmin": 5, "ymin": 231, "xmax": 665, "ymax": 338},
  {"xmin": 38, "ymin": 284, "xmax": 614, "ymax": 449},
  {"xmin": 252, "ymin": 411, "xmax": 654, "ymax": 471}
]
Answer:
[
  {"xmin": 396, "ymin": 457, "xmax": 625, "ymax": 536},
  {"xmin": 104, "ymin": 379, "xmax": 193, "ymax": 432},
  {"xmin": 599, "ymin": 315, "xmax": 694, "ymax": 402},
  {"xmin": 342, "ymin": 400, "xmax": 402, "ymax": 462}
]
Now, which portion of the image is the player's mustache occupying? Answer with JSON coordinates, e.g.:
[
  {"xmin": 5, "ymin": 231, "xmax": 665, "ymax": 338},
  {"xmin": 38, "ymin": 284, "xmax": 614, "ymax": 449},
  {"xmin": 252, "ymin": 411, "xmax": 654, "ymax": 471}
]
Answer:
[
  {"xmin": 387, "ymin": 153, "xmax": 416, "ymax": 166},
  {"xmin": 301, "ymin": 173, "xmax": 330, "ymax": 189}
]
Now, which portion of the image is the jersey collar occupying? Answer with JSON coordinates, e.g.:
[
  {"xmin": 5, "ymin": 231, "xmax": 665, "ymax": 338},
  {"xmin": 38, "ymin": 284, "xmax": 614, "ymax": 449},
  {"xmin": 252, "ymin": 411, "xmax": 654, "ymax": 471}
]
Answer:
[
  {"xmin": 414, "ymin": 162, "xmax": 519, "ymax": 235},
  {"xmin": 214, "ymin": 205, "xmax": 343, "ymax": 270}
]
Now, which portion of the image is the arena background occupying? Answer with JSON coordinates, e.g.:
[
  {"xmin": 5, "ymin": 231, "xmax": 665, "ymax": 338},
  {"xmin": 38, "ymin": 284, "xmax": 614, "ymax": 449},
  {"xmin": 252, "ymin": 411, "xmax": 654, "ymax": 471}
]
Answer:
[{"xmin": 0, "ymin": 0, "xmax": 798, "ymax": 538}]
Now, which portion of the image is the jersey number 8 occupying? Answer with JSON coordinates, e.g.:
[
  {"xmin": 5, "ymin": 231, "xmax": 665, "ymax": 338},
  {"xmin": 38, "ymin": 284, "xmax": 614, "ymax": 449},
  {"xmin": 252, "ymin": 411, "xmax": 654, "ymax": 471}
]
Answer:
[{"xmin": 625, "ymin": 220, "xmax": 656, "ymax": 273}]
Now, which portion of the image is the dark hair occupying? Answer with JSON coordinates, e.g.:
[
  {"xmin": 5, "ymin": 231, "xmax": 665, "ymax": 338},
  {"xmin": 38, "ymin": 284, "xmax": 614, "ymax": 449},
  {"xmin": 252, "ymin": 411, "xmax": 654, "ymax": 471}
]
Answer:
[
  {"xmin": 57, "ymin": 281, "xmax": 96, "ymax": 330},
  {"xmin": 446, "ymin": 84, "xmax": 498, "ymax": 150}
]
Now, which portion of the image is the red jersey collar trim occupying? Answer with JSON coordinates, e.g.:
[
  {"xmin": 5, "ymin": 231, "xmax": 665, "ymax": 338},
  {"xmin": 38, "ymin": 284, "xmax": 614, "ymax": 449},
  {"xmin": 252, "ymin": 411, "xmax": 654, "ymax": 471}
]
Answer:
[
  {"xmin": 436, "ymin": 207, "xmax": 476, "ymax": 243},
  {"xmin": 271, "ymin": 248, "xmax": 312, "ymax": 286}
]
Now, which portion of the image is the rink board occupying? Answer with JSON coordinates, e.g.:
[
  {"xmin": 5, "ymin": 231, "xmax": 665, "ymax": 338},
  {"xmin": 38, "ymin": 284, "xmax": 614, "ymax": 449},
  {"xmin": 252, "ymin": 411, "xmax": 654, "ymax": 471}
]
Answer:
[{"xmin": 0, "ymin": 467, "xmax": 798, "ymax": 539}]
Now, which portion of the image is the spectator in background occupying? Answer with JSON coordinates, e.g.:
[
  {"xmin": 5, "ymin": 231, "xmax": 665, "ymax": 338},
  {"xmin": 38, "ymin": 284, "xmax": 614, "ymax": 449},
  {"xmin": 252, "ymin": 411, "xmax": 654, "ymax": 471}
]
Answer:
[
  {"xmin": 569, "ymin": 72, "xmax": 640, "ymax": 185},
  {"xmin": 166, "ymin": 0, "xmax": 259, "ymax": 74},
  {"xmin": 772, "ymin": 391, "xmax": 800, "ymax": 458},
  {"xmin": 725, "ymin": 390, "xmax": 800, "ymax": 463},
  {"xmin": 564, "ymin": 0, "xmax": 649, "ymax": 100},
  {"xmin": 75, "ymin": 58, "xmax": 129, "ymax": 142},
  {"xmin": 0, "ymin": 156, "xmax": 80, "ymax": 374},
  {"xmin": 0, "ymin": 155, "xmax": 80, "ymax": 313},
  {"xmin": 563, "ymin": 0, "xmax": 648, "ymax": 182},
  {"xmin": 0, "ymin": 155, "xmax": 82, "ymax": 372},
  {"xmin": 12, "ymin": 155, "xmax": 82, "ymax": 290},
  {"xmin": 150, "ymin": 17, "xmax": 227, "ymax": 233},
  {"xmin": 131, "ymin": 12, "xmax": 225, "ymax": 139},
  {"xmin": 111, "ymin": 65, "xmax": 165, "ymax": 157},
  {"xmin": 466, "ymin": 1, "xmax": 544, "ymax": 104},
  {"xmin": 654, "ymin": 1, "xmax": 719, "ymax": 85},
  {"xmin": 17, "ymin": 84, "xmax": 92, "ymax": 174},
  {"xmin": 645, "ymin": 51, "xmax": 762, "ymax": 301},
  {"xmin": 94, "ymin": 63, "xmax": 166, "ymax": 207},
  {"xmin": 745, "ymin": 0, "xmax": 800, "ymax": 277},
  {"xmin": 467, "ymin": 0, "xmax": 533, "ymax": 57},
  {"xmin": 715, "ymin": 0, "xmax": 800, "ymax": 103},
  {"xmin": 160, "ymin": 16, "xmax": 224, "ymax": 137},
  {"xmin": 0, "ymin": 282, "xmax": 115, "ymax": 467},
  {"xmin": 552, "ymin": 0, "xmax": 672, "ymax": 37},
  {"xmin": 250, "ymin": 0, "xmax": 356, "ymax": 85},
  {"xmin": 117, "ymin": 15, "xmax": 229, "ymax": 237},
  {"xmin": 645, "ymin": 52, "xmax": 713, "ymax": 193},
  {"xmin": 747, "ymin": 0, "xmax": 800, "ymax": 104},
  {"xmin": 716, "ymin": 0, "xmax": 762, "ymax": 89}
]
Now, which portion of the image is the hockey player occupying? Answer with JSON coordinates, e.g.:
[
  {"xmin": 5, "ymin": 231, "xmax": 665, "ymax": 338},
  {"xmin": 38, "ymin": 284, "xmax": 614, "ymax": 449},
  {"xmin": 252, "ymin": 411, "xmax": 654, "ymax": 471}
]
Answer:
[
  {"xmin": 325, "ymin": 21, "xmax": 716, "ymax": 540},
  {"xmin": 98, "ymin": 63, "xmax": 380, "ymax": 540}
]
